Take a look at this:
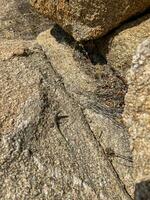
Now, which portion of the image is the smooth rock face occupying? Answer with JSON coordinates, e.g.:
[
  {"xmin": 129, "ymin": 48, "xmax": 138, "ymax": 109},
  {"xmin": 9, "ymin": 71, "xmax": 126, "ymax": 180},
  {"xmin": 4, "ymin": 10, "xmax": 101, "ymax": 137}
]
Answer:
[
  {"xmin": 29, "ymin": 0, "xmax": 150, "ymax": 41},
  {"xmin": 123, "ymin": 38, "xmax": 150, "ymax": 199},
  {"xmin": 97, "ymin": 14, "xmax": 150, "ymax": 76}
]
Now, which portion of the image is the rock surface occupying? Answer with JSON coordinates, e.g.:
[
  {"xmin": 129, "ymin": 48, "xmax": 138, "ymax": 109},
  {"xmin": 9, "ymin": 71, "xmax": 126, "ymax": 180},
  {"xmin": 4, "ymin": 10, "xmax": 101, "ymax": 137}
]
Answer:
[
  {"xmin": 0, "ymin": 31, "xmax": 134, "ymax": 200},
  {"xmin": 0, "ymin": 0, "xmax": 135, "ymax": 199},
  {"xmin": 29, "ymin": 0, "xmax": 150, "ymax": 41},
  {"xmin": 123, "ymin": 38, "xmax": 150, "ymax": 199},
  {"xmin": 97, "ymin": 13, "xmax": 150, "ymax": 76},
  {"xmin": 1, "ymin": 0, "xmax": 150, "ymax": 199},
  {"xmin": 0, "ymin": 0, "xmax": 53, "ymax": 40}
]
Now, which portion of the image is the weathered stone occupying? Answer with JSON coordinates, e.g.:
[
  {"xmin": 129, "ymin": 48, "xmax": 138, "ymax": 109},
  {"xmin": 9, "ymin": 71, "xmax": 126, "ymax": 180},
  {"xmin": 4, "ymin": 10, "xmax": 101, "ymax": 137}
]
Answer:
[
  {"xmin": 0, "ymin": 0, "xmax": 53, "ymax": 40},
  {"xmin": 123, "ymin": 38, "xmax": 150, "ymax": 199},
  {"xmin": 0, "ymin": 0, "xmax": 136, "ymax": 199},
  {"xmin": 97, "ymin": 14, "xmax": 150, "ymax": 76},
  {"xmin": 0, "ymin": 37, "xmax": 134, "ymax": 200},
  {"xmin": 0, "ymin": 40, "xmax": 40, "ymax": 135},
  {"xmin": 37, "ymin": 26, "xmax": 127, "ymax": 117},
  {"xmin": 30, "ymin": 0, "xmax": 150, "ymax": 41},
  {"xmin": 0, "ymin": 24, "xmax": 134, "ymax": 200},
  {"xmin": 36, "ymin": 28, "xmax": 134, "ymax": 198}
]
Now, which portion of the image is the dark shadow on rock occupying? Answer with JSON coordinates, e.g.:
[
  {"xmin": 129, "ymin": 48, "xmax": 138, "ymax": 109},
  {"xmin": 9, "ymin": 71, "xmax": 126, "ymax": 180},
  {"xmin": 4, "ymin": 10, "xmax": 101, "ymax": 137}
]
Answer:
[
  {"xmin": 51, "ymin": 24, "xmax": 75, "ymax": 45},
  {"xmin": 135, "ymin": 180, "xmax": 150, "ymax": 200},
  {"xmin": 51, "ymin": 24, "xmax": 107, "ymax": 65},
  {"xmin": 96, "ymin": 11, "xmax": 150, "ymax": 59},
  {"xmin": 50, "ymin": 10, "xmax": 149, "ymax": 66},
  {"xmin": 83, "ymin": 40, "xmax": 107, "ymax": 65}
]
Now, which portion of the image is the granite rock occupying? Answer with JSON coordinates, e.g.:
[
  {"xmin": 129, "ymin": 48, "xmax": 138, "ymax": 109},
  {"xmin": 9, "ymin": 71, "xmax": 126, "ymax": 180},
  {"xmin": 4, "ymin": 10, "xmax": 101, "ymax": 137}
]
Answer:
[
  {"xmin": 30, "ymin": 0, "xmax": 150, "ymax": 41},
  {"xmin": 97, "ymin": 14, "xmax": 150, "ymax": 76},
  {"xmin": 0, "ymin": 0, "xmax": 53, "ymax": 40},
  {"xmin": 0, "ymin": 0, "xmax": 140, "ymax": 199},
  {"xmin": 0, "ymin": 28, "xmax": 134, "ymax": 200},
  {"xmin": 123, "ymin": 38, "xmax": 150, "ymax": 199}
]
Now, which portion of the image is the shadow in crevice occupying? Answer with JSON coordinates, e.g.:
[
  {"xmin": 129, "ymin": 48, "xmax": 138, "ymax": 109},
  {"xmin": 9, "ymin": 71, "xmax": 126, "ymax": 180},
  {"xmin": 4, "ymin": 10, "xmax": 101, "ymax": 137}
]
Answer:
[
  {"xmin": 51, "ymin": 24, "xmax": 107, "ymax": 65},
  {"xmin": 51, "ymin": 9, "xmax": 149, "ymax": 66},
  {"xmin": 135, "ymin": 180, "xmax": 150, "ymax": 200},
  {"xmin": 50, "ymin": 10, "xmax": 150, "ymax": 66},
  {"xmin": 51, "ymin": 24, "xmax": 75, "ymax": 45},
  {"xmin": 96, "ymin": 11, "xmax": 150, "ymax": 59}
]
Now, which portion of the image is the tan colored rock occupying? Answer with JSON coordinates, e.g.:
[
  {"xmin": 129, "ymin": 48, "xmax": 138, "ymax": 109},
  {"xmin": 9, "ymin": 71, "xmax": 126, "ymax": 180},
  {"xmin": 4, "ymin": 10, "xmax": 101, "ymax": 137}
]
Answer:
[
  {"xmin": 123, "ymin": 38, "xmax": 150, "ymax": 198},
  {"xmin": 0, "ymin": 39, "xmax": 33, "ymax": 60},
  {"xmin": 37, "ymin": 27, "xmax": 127, "ymax": 117},
  {"xmin": 0, "ymin": 36, "xmax": 134, "ymax": 200},
  {"xmin": 97, "ymin": 14, "xmax": 150, "ymax": 76},
  {"xmin": 0, "ymin": 1, "xmax": 134, "ymax": 199},
  {"xmin": 36, "ymin": 28, "xmax": 134, "ymax": 198},
  {"xmin": 0, "ymin": 0, "xmax": 52, "ymax": 40},
  {"xmin": 30, "ymin": 0, "xmax": 150, "ymax": 41},
  {"xmin": 0, "ymin": 40, "xmax": 42, "ymax": 136}
]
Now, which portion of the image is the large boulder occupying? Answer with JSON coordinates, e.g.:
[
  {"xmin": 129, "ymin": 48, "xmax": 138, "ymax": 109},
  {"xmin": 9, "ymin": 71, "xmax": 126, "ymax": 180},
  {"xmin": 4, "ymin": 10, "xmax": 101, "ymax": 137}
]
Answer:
[
  {"xmin": 97, "ymin": 14, "xmax": 150, "ymax": 76},
  {"xmin": 29, "ymin": 0, "xmax": 150, "ymax": 41},
  {"xmin": 123, "ymin": 38, "xmax": 150, "ymax": 199}
]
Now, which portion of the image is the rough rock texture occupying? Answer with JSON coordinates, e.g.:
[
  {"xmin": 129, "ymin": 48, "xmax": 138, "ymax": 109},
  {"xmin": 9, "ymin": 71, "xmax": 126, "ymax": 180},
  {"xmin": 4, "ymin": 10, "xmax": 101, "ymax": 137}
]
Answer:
[
  {"xmin": 37, "ymin": 26, "xmax": 127, "ymax": 118},
  {"xmin": 3, "ymin": 0, "xmax": 150, "ymax": 199},
  {"xmin": 29, "ymin": 0, "xmax": 150, "ymax": 41},
  {"xmin": 0, "ymin": 1, "xmax": 135, "ymax": 199},
  {"xmin": 123, "ymin": 38, "xmax": 150, "ymax": 199},
  {"xmin": 0, "ymin": 0, "xmax": 53, "ymax": 40},
  {"xmin": 97, "ymin": 13, "xmax": 150, "ymax": 76},
  {"xmin": 0, "ymin": 32, "xmax": 134, "ymax": 200}
]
